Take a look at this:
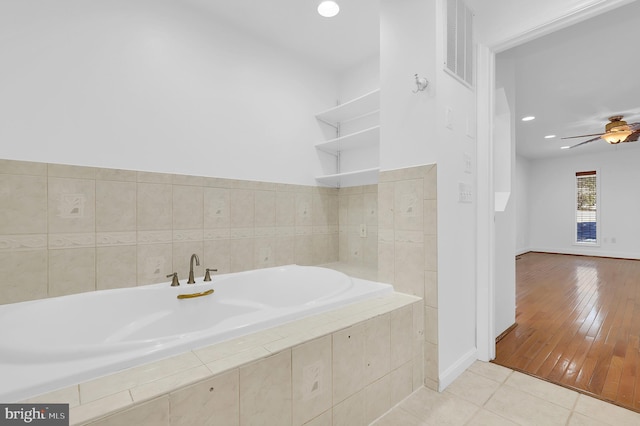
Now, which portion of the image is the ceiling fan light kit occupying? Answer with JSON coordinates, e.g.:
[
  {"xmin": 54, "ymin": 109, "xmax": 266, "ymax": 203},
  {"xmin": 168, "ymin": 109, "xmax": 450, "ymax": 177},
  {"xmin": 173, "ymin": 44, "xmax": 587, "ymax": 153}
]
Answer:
[{"xmin": 562, "ymin": 115, "xmax": 640, "ymax": 149}]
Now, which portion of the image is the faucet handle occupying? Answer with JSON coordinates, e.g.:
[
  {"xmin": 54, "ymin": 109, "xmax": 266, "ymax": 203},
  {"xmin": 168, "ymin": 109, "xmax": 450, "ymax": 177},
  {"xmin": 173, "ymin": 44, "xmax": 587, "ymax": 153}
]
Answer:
[
  {"xmin": 166, "ymin": 272, "xmax": 180, "ymax": 287},
  {"xmin": 204, "ymin": 268, "xmax": 218, "ymax": 282}
]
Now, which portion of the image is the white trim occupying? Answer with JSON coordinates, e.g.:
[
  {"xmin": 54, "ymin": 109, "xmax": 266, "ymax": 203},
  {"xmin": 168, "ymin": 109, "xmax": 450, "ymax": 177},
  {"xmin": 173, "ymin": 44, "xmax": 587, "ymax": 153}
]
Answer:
[
  {"xmin": 439, "ymin": 348, "xmax": 478, "ymax": 391},
  {"xmin": 515, "ymin": 247, "xmax": 531, "ymax": 256},
  {"xmin": 475, "ymin": 0, "xmax": 634, "ymax": 369}
]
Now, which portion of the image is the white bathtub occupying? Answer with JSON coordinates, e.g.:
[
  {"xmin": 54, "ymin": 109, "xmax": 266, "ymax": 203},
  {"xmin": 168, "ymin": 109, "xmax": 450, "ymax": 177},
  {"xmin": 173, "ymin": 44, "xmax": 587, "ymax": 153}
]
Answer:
[{"xmin": 0, "ymin": 265, "xmax": 392, "ymax": 402}]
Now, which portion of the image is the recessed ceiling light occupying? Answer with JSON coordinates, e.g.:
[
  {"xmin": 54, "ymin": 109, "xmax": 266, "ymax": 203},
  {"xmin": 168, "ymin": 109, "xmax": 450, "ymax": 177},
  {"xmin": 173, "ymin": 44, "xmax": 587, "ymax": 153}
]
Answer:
[
  {"xmin": 560, "ymin": 146, "xmax": 570, "ymax": 150},
  {"xmin": 521, "ymin": 116, "xmax": 535, "ymax": 122},
  {"xmin": 544, "ymin": 135, "xmax": 556, "ymax": 139},
  {"xmin": 318, "ymin": 1, "xmax": 340, "ymax": 17}
]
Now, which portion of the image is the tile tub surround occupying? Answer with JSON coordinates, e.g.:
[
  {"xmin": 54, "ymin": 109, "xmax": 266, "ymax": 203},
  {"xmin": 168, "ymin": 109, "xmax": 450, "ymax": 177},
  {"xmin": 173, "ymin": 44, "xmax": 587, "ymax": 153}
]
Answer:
[
  {"xmin": 23, "ymin": 292, "xmax": 423, "ymax": 426},
  {"xmin": 378, "ymin": 164, "xmax": 437, "ymax": 390},
  {"xmin": 0, "ymin": 159, "xmax": 339, "ymax": 304}
]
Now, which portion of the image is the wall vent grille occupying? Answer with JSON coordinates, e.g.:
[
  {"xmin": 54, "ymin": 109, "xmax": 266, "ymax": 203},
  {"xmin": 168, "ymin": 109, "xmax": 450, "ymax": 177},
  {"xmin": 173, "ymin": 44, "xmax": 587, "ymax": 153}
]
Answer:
[{"xmin": 445, "ymin": 0, "xmax": 474, "ymax": 87}]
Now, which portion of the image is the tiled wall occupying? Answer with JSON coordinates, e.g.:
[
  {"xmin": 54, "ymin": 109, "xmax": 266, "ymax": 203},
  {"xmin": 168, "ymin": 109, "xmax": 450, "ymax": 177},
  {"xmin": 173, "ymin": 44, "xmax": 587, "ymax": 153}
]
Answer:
[
  {"xmin": 378, "ymin": 164, "xmax": 438, "ymax": 390},
  {"xmin": 338, "ymin": 185, "xmax": 378, "ymax": 270},
  {"xmin": 0, "ymin": 159, "xmax": 339, "ymax": 304}
]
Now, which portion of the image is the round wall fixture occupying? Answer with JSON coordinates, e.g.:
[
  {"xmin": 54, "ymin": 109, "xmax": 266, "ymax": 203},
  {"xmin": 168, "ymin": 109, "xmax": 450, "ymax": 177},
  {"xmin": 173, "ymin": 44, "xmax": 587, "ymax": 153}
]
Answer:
[{"xmin": 318, "ymin": 1, "xmax": 340, "ymax": 18}]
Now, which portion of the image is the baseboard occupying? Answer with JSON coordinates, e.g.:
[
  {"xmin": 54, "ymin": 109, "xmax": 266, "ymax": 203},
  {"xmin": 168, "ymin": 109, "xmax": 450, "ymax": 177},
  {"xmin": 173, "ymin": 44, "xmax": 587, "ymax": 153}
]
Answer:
[
  {"xmin": 496, "ymin": 323, "xmax": 517, "ymax": 343},
  {"xmin": 515, "ymin": 247, "xmax": 531, "ymax": 256},
  {"xmin": 529, "ymin": 247, "xmax": 640, "ymax": 261},
  {"xmin": 438, "ymin": 348, "xmax": 478, "ymax": 391}
]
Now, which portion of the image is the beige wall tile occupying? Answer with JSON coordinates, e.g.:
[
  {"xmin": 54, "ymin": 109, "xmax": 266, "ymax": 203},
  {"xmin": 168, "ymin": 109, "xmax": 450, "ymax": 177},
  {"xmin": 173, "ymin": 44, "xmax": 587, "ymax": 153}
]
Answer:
[
  {"xmin": 294, "ymin": 235, "xmax": 313, "ymax": 266},
  {"xmin": 377, "ymin": 240, "xmax": 394, "ymax": 285},
  {"xmin": 292, "ymin": 336, "xmax": 333, "ymax": 426},
  {"xmin": 303, "ymin": 409, "xmax": 332, "ymax": 426},
  {"xmin": 137, "ymin": 243, "xmax": 172, "ymax": 285},
  {"xmin": 172, "ymin": 174, "xmax": 204, "ymax": 186},
  {"xmin": 276, "ymin": 191, "xmax": 295, "ymax": 227},
  {"xmin": 423, "ymin": 164, "xmax": 437, "ymax": 200},
  {"xmin": 96, "ymin": 246, "xmax": 136, "ymax": 290},
  {"xmin": 424, "ymin": 342, "xmax": 439, "ymax": 382},
  {"xmin": 48, "ymin": 163, "xmax": 96, "ymax": 179},
  {"xmin": 390, "ymin": 305, "xmax": 413, "ymax": 369},
  {"xmin": 363, "ymin": 191, "xmax": 378, "ymax": 227},
  {"xmin": 239, "ymin": 350, "xmax": 292, "ymax": 426},
  {"xmin": 230, "ymin": 189, "xmax": 254, "ymax": 228},
  {"xmin": 295, "ymin": 192, "xmax": 312, "ymax": 227},
  {"xmin": 313, "ymin": 193, "xmax": 338, "ymax": 227},
  {"xmin": 204, "ymin": 187, "xmax": 230, "ymax": 229},
  {"xmin": 173, "ymin": 185, "xmax": 203, "ymax": 230},
  {"xmin": 312, "ymin": 233, "xmax": 337, "ymax": 265},
  {"xmin": 170, "ymin": 369, "xmax": 239, "ymax": 426},
  {"xmin": 347, "ymin": 194, "xmax": 364, "ymax": 226},
  {"xmin": 229, "ymin": 238, "xmax": 254, "ymax": 272},
  {"xmin": 137, "ymin": 183, "xmax": 172, "ymax": 231},
  {"xmin": 204, "ymin": 239, "xmax": 231, "ymax": 275},
  {"xmin": 393, "ymin": 179, "xmax": 423, "ymax": 231},
  {"xmin": 425, "ymin": 271, "xmax": 438, "ymax": 308},
  {"xmin": 363, "ymin": 230, "xmax": 378, "ymax": 268},
  {"xmin": 48, "ymin": 177, "xmax": 95, "ymax": 233},
  {"xmin": 364, "ymin": 375, "xmax": 391, "ymax": 425},
  {"xmin": 48, "ymin": 248, "xmax": 95, "ymax": 297},
  {"xmin": 0, "ymin": 174, "xmax": 47, "ymax": 234},
  {"xmin": 96, "ymin": 180, "xmax": 136, "ymax": 232},
  {"xmin": 393, "ymin": 241, "xmax": 424, "ymax": 297},
  {"xmin": 88, "ymin": 396, "xmax": 169, "ymax": 426},
  {"xmin": 137, "ymin": 171, "xmax": 172, "ymax": 184},
  {"xmin": 377, "ymin": 182, "xmax": 394, "ymax": 230},
  {"xmin": 0, "ymin": 159, "xmax": 47, "ymax": 176},
  {"xmin": 333, "ymin": 389, "xmax": 365, "ymax": 426},
  {"xmin": 364, "ymin": 314, "xmax": 391, "ymax": 385},
  {"xmin": 424, "ymin": 306, "xmax": 438, "ymax": 345},
  {"xmin": 333, "ymin": 323, "xmax": 365, "ymax": 404},
  {"xmin": 255, "ymin": 190, "xmax": 276, "ymax": 228},
  {"xmin": 254, "ymin": 236, "xmax": 276, "ymax": 269},
  {"xmin": 424, "ymin": 234, "xmax": 437, "ymax": 272},
  {"xmin": 69, "ymin": 391, "xmax": 133, "ymax": 425},
  {"xmin": 0, "ymin": 249, "xmax": 47, "ymax": 303},
  {"xmin": 275, "ymin": 236, "xmax": 295, "ymax": 266},
  {"xmin": 95, "ymin": 168, "xmax": 137, "ymax": 182},
  {"xmin": 423, "ymin": 199, "xmax": 437, "ymax": 236}
]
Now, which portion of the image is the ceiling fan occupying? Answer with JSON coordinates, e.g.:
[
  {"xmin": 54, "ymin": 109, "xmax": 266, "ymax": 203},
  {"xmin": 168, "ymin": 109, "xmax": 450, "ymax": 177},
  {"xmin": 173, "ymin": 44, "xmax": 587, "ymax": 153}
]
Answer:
[{"xmin": 562, "ymin": 116, "xmax": 640, "ymax": 149}]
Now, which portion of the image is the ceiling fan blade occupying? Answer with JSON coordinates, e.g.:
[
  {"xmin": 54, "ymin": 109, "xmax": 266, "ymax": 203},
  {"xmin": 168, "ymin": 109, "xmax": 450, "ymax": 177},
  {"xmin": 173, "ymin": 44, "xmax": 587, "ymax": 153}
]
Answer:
[
  {"xmin": 625, "ymin": 130, "xmax": 640, "ymax": 142},
  {"xmin": 561, "ymin": 133, "xmax": 604, "ymax": 140},
  {"xmin": 569, "ymin": 136, "xmax": 601, "ymax": 149}
]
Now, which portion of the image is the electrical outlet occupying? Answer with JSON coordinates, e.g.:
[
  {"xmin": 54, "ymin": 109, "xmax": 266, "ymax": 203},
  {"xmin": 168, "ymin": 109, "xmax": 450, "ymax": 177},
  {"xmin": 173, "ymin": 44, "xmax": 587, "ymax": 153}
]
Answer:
[{"xmin": 359, "ymin": 224, "xmax": 367, "ymax": 238}]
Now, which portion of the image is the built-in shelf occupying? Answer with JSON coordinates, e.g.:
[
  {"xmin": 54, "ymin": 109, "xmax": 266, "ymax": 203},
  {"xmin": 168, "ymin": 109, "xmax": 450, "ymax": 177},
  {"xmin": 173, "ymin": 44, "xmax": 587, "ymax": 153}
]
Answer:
[
  {"xmin": 315, "ymin": 126, "xmax": 380, "ymax": 154},
  {"xmin": 314, "ymin": 89, "xmax": 380, "ymax": 188},
  {"xmin": 315, "ymin": 168, "xmax": 380, "ymax": 188},
  {"xmin": 315, "ymin": 89, "xmax": 380, "ymax": 125}
]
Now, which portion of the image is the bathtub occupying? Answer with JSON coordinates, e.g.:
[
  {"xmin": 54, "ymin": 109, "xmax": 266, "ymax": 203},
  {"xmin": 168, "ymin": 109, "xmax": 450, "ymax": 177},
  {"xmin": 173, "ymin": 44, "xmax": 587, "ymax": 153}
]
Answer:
[{"xmin": 0, "ymin": 265, "xmax": 392, "ymax": 402}]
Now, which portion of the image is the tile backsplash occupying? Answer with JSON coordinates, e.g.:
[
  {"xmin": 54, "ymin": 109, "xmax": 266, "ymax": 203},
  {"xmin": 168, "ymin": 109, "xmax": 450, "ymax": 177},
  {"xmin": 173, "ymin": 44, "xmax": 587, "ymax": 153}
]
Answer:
[{"xmin": 0, "ymin": 159, "xmax": 342, "ymax": 304}]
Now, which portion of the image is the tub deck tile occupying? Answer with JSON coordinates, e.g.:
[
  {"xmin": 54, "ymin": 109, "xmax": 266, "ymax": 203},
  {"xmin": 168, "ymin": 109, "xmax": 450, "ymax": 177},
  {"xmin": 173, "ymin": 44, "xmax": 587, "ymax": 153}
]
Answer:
[
  {"xmin": 193, "ymin": 330, "xmax": 281, "ymax": 364},
  {"xmin": 79, "ymin": 352, "xmax": 202, "ymax": 404},
  {"xmin": 205, "ymin": 346, "xmax": 271, "ymax": 376},
  {"xmin": 129, "ymin": 365, "xmax": 212, "ymax": 403},
  {"xmin": 70, "ymin": 390, "xmax": 133, "ymax": 426}
]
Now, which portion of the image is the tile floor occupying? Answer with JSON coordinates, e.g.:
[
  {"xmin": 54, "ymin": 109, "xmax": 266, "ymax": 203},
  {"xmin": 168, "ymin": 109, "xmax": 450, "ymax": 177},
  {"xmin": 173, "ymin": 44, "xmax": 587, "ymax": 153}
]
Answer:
[{"xmin": 372, "ymin": 361, "xmax": 640, "ymax": 426}]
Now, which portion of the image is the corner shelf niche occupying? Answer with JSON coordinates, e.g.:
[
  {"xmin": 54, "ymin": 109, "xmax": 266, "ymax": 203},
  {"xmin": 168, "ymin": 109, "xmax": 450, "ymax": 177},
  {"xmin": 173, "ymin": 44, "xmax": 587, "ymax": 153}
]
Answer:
[{"xmin": 314, "ymin": 89, "xmax": 380, "ymax": 188}]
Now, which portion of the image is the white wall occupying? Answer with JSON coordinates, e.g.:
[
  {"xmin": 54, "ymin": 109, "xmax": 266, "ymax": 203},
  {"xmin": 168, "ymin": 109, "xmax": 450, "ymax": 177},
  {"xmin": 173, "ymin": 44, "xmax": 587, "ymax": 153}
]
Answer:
[
  {"xmin": 529, "ymin": 148, "xmax": 640, "ymax": 259},
  {"xmin": 516, "ymin": 155, "xmax": 531, "ymax": 253},
  {"xmin": 0, "ymin": 0, "xmax": 337, "ymax": 186},
  {"xmin": 381, "ymin": 0, "xmax": 478, "ymax": 388}
]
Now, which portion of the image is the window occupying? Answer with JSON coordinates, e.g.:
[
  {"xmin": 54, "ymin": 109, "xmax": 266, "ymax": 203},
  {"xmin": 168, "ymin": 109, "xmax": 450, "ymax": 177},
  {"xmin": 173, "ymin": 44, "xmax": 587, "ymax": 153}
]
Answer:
[{"xmin": 575, "ymin": 171, "xmax": 598, "ymax": 244}]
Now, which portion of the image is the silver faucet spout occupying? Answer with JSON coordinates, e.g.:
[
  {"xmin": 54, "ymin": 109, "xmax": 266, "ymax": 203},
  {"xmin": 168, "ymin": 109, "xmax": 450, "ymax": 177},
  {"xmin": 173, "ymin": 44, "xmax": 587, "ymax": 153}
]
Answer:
[{"xmin": 188, "ymin": 253, "xmax": 200, "ymax": 284}]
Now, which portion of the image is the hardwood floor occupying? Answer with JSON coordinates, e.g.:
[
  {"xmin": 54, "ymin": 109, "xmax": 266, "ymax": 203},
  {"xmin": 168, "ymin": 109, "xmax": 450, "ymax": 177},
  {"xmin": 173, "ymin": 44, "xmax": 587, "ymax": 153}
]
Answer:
[{"xmin": 494, "ymin": 252, "xmax": 640, "ymax": 412}]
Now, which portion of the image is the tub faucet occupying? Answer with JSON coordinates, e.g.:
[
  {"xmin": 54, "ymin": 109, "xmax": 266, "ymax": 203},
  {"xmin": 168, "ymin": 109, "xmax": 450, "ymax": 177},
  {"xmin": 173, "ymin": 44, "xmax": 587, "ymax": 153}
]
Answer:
[{"xmin": 188, "ymin": 253, "xmax": 200, "ymax": 284}]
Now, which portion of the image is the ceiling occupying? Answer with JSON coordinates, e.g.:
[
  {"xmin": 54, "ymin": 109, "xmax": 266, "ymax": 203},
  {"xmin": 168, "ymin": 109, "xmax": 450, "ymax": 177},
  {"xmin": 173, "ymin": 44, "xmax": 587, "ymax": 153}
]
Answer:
[
  {"xmin": 182, "ymin": 0, "xmax": 380, "ymax": 73},
  {"xmin": 506, "ymin": 1, "xmax": 640, "ymax": 159},
  {"xmin": 180, "ymin": 0, "xmax": 639, "ymax": 160}
]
